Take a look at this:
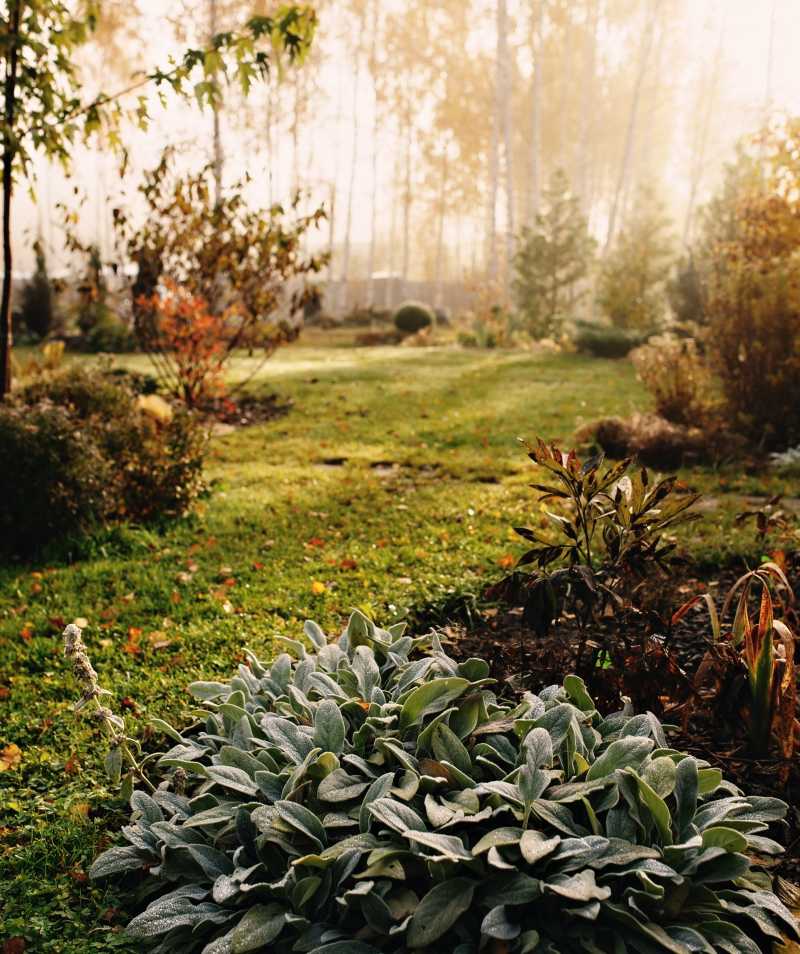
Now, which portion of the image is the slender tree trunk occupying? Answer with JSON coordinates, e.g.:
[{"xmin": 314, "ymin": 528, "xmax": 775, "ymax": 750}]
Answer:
[
  {"xmin": 576, "ymin": 0, "xmax": 599, "ymax": 210},
  {"xmin": 558, "ymin": 10, "xmax": 573, "ymax": 169},
  {"xmin": 338, "ymin": 14, "xmax": 365, "ymax": 315},
  {"xmin": 266, "ymin": 80, "xmax": 275, "ymax": 207},
  {"xmin": 365, "ymin": 0, "xmax": 379, "ymax": 308},
  {"xmin": 604, "ymin": 0, "xmax": 659, "ymax": 252},
  {"xmin": 326, "ymin": 62, "xmax": 345, "ymax": 305},
  {"xmin": 208, "ymin": 0, "xmax": 223, "ymax": 204},
  {"xmin": 401, "ymin": 109, "xmax": 412, "ymax": 295},
  {"xmin": 1, "ymin": 0, "xmax": 21, "ymax": 399},
  {"xmin": 683, "ymin": 17, "xmax": 723, "ymax": 244},
  {"xmin": 385, "ymin": 148, "xmax": 399, "ymax": 311},
  {"xmin": 291, "ymin": 71, "xmax": 301, "ymax": 191},
  {"xmin": 527, "ymin": 0, "xmax": 543, "ymax": 224},
  {"xmin": 498, "ymin": 0, "xmax": 515, "ymax": 291},
  {"xmin": 486, "ymin": 1, "xmax": 503, "ymax": 278},
  {"xmin": 434, "ymin": 148, "xmax": 449, "ymax": 308}
]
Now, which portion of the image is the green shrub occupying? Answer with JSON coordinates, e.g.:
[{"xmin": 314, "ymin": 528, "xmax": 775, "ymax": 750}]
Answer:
[
  {"xmin": 91, "ymin": 611, "xmax": 798, "ymax": 953},
  {"xmin": 573, "ymin": 321, "xmax": 650, "ymax": 358},
  {"xmin": 393, "ymin": 300, "xmax": 435, "ymax": 335},
  {"xmin": 19, "ymin": 243, "xmax": 57, "ymax": 340},
  {"xmin": 0, "ymin": 367, "xmax": 205, "ymax": 556},
  {"xmin": 84, "ymin": 307, "xmax": 134, "ymax": 353},
  {"xmin": 0, "ymin": 402, "xmax": 115, "ymax": 555}
]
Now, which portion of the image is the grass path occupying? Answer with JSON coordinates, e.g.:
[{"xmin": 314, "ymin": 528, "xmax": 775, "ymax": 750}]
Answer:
[{"xmin": 0, "ymin": 344, "xmax": 787, "ymax": 951}]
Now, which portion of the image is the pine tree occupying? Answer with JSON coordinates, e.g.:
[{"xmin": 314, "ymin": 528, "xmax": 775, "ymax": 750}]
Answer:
[
  {"xmin": 19, "ymin": 243, "xmax": 55, "ymax": 340},
  {"xmin": 512, "ymin": 169, "xmax": 595, "ymax": 339},
  {"xmin": 597, "ymin": 186, "xmax": 674, "ymax": 330}
]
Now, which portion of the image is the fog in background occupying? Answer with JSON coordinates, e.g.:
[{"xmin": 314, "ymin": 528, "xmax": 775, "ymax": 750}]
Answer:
[{"xmin": 16, "ymin": 0, "xmax": 800, "ymax": 301}]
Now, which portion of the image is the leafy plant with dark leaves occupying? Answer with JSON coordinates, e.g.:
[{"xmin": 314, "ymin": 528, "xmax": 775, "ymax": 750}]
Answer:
[
  {"xmin": 90, "ymin": 611, "xmax": 798, "ymax": 953},
  {"xmin": 490, "ymin": 439, "xmax": 700, "ymax": 652}
]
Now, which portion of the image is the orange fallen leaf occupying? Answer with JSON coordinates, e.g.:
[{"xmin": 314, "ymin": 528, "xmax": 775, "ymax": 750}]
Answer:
[
  {"xmin": 64, "ymin": 753, "xmax": 81, "ymax": 775},
  {"xmin": 311, "ymin": 581, "xmax": 327, "ymax": 595},
  {"xmin": 19, "ymin": 623, "xmax": 33, "ymax": 642},
  {"xmin": 306, "ymin": 537, "xmax": 325, "ymax": 549},
  {"xmin": 498, "ymin": 553, "xmax": 516, "ymax": 569},
  {"xmin": 0, "ymin": 743, "xmax": 22, "ymax": 772}
]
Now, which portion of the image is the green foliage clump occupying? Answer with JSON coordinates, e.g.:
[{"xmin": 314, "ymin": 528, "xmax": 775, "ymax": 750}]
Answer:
[
  {"xmin": 19, "ymin": 243, "xmax": 57, "ymax": 340},
  {"xmin": 667, "ymin": 254, "xmax": 706, "ymax": 327},
  {"xmin": 91, "ymin": 611, "xmax": 798, "ymax": 954},
  {"xmin": 573, "ymin": 321, "xmax": 649, "ymax": 358},
  {"xmin": 597, "ymin": 189, "xmax": 674, "ymax": 331},
  {"xmin": 0, "ymin": 367, "xmax": 205, "ymax": 556},
  {"xmin": 513, "ymin": 170, "xmax": 596, "ymax": 339},
  {"xmin": 393, "ymin": 300, "xmax": 435, "ymax": 335}
]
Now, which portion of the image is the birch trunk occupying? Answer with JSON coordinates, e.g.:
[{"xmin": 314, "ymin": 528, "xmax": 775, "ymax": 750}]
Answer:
[
  {"xmin": 527, "ymin": 0, "xmax": 543, "ymax": 224},
  {"xmin": 209, "ymin": 0, "xmax": 224, "ymax": 205},
  {"xmin": 338, "ymin": 19, "xmax": 365, "ymax": 314},
  {"xmin": 604, "ymin": 0, "xmax": 659, "ymax": 252}
]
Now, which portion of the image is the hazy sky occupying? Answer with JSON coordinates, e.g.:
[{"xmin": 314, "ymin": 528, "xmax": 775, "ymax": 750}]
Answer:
[{"xmin": 17, "ymin": 0, "xmax": 800, "ymax": 274}]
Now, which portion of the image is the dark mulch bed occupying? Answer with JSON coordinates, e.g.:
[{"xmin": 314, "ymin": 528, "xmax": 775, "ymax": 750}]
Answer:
[
  {"xmin": 206, "ymin": 392, "xmax": 293, "ymax": 427},
  {"xmin": 413, "ymin": 554, "xmax": 800, "ymax": 883}
]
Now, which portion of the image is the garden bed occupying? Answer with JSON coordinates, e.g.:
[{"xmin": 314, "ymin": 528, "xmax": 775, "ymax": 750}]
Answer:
[{"xmin": 421, "ymin": 552, "xmax": 800, "ymax": 882}]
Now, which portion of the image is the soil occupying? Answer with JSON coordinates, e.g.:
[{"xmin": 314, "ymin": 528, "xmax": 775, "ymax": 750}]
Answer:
[
  {"xmin": 206, "ymin": 392, "xmax": 293, "ymax": 429},
  {"xmin": 413, "ymin": 553, "xmax": 800, "ymax": 883}
]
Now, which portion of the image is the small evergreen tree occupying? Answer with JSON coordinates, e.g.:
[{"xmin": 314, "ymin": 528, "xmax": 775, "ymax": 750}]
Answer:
[
  {"xmin": 597, "ymin": 187, "xmax": 674, "ymax": 330},
  {"xmin": 667, "ymin": 252, "xmax": 706, "ymax": 327},
  {"xmin": 512, "ymin": 169, "xmax": 595, "ymax": 339},
  {"xmin": 20, "ymin": 242, "xmax": 55, "ymax": 340}
]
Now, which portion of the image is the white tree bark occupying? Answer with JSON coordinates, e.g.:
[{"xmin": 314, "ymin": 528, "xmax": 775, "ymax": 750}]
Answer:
[
  {"xmin": 604, "ymin": 0, "xmax": 660, "ymax": 253},
  {"xmin": 527, "ymin": 0, "xmax": 544, "ymax": 224}
]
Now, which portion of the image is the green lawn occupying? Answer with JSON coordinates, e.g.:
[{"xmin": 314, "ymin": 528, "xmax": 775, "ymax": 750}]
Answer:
[{"xmin": 0, "ymin": 343, "xmax": 789, "ymax": 952}]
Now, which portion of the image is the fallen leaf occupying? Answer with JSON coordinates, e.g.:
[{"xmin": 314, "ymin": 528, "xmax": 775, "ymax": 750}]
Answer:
[
  {"xmin": 19, "ymin": 623, "xmax": 33, "ymax": 642},
  {"xmin": 340, "ymin": 558, "xmax": 358, "ymax": 571},
  {"xmin": 498, "ymin": 553, "xmax": 516, "ymax": 569},
  {"xmin": 3, "ymin": 938, "xmax": 26, "ymax": 954},
  {"xmin": 306, "ymin": 537, "xmax": 326, "ymax": 549},
  {"xmin": 64, "ymin": 754, "xmax": 81, "ymax": 775},
  {"xmin": 311, "ymin": 581, "xmax": 327, "ymax": 595},
  {"xmin": 73, "ymin": 617, "xmax": 89, "ymax": 629},
  {"xmin": 0, "ymin": 744, "xmax": 22, "ymax": 772}
]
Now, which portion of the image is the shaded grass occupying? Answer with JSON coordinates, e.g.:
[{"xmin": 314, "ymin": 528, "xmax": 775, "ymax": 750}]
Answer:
[{"xmin": 0, "ymin": 343, "xmax": 791, "ymax": 951}]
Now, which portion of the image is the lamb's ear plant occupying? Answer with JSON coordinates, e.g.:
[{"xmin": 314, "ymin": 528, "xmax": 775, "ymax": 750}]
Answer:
[
  {"xmin": 64, "ymin": 623, "xmax": 155, "ymax": 795},
  {"xmin": 87, "ymin": 610, "xmax": 799, "ymax": 954}
]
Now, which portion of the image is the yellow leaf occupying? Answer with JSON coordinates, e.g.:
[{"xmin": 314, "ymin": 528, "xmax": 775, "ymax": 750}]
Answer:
[
  {"xmin": 311, "ymin": 581, "xmax": 326, "ymax": 595},
  {"xmin": 0, "ymin": 743, "xmax": 22, "ymax": 772}
]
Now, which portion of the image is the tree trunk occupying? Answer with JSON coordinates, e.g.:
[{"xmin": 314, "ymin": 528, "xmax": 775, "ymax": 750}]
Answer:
[
  {"xmin": 498, "ymin": 0, "xmax": 515, "ymax": 292},
  {"xmin": 0, "ymin": 0, "xmax": 21, "ymax": 399},
  {"xmin": 338, "ymin": 11, "xmax": 366, "ymax": 315},
  {"xmin": 401, "ymin": 110, "xmax": 412, "ymax": 296},
  {"xmin": 526, "ymin": 0, "xmax": 543, "ymax": 224},
  {"xmin": 683, "ymin": 18, "xmax": 724, "ymax": 244},
  {"xmin": 365, "ymin": 0, "xmax": 379, "ymax": 308},
  {"xmin": 486, "ymin": 1, "xmax": 502, "ymax": 279},
  {"xmin": 558, "ymin": 9, "xmax": 573, "ymax": 169},
  {"xmin": 575, "ymin": 0, "xmax": 599, "ymax": 210},
  {"xmin": 604, "ymin": 0, "xmax": 659, "ymax": 253},
  {"xmin": 208, "ymin": 0, "xmax": 224, "ymax": 204},
  {"xmin": 434, "ymin": 148, "xmax": 449, "ymax": 308}
]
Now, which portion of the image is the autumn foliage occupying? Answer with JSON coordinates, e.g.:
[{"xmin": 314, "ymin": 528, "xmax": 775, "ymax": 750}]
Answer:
[{"xmin": 117, "ymin": 151, "xmax": 327, "ymax": 407}]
